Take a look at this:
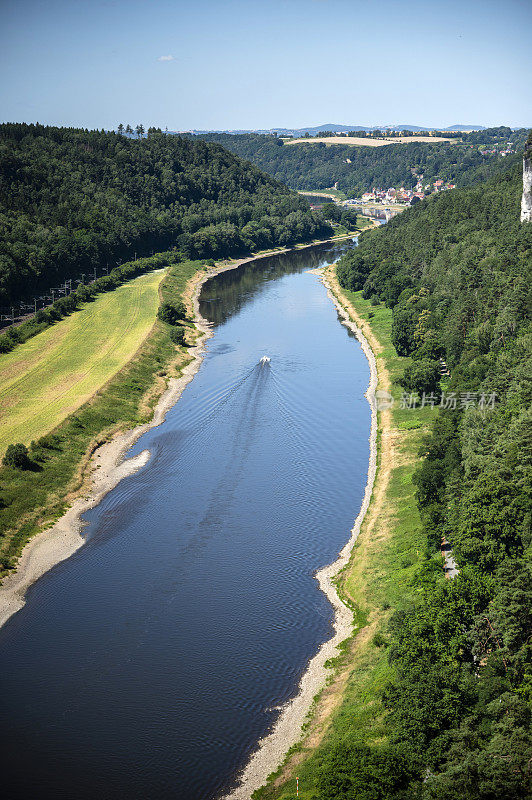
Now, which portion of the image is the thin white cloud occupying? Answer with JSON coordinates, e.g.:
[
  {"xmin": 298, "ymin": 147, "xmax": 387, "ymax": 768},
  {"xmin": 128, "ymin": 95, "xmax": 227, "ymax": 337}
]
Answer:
[{"xmin": 157, "ymin": 55, "xmax": 175, "ymax": 62}]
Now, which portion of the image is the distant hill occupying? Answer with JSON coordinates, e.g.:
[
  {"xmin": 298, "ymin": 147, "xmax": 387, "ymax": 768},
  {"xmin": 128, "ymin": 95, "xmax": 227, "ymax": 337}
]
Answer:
[
  {"xmin": 179, "ymin": 123, "xmax": 487, "ymax": 136},
  {"xmin": 189, "ymin": 128, "xmax": 527, "ymax": 197},
  {"xmin": 179, "ymin": 124, "xmax": 361, "ymax": 136},
  {"xmin": 445, "ymin": 124, "xmax": 486, "ymax": 131}
]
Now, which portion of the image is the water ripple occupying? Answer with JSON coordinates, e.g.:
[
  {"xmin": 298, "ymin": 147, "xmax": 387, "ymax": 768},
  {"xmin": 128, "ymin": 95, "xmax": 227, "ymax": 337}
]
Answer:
[{"xmin": 0, "ymin": 242, "xmax": 370, "ymax": 800}]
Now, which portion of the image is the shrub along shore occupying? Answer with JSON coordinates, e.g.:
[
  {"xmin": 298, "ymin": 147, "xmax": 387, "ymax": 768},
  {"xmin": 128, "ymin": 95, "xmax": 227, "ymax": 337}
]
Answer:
[
  {"xmin": 253, "ymin": 269, "xmax": 440, "ymax": 800},
  {"xmin": 255, "ymin": 160, "xmax": 532, "ymax": 800}
]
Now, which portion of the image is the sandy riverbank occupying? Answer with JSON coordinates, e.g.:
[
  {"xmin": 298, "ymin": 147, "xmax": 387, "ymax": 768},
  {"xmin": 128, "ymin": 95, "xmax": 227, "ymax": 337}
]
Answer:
[
  {"xmin": 0, "ymin": 238, "xmax": 380, "ymax": 800},
  {"xmin": 0, "ymin": 337, "xmax": 209, "ymax": 629},
  {"xmin": 0, "ymin": 237, "xmax": 356, "ymax": 630},
  {"xmin": 220, "ymin": 267, "xmax": 379, "ymax": 800}
]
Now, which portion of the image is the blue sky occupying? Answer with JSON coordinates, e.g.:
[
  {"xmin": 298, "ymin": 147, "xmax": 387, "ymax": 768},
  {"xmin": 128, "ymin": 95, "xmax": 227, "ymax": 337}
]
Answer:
[{"xmin": 1, "ymin": 0, "xmax": 531, "ymax": 130}]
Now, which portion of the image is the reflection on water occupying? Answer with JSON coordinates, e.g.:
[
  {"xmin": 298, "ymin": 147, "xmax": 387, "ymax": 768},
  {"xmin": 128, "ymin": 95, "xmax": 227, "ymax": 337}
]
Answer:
[
  {"xmin": 199, "ymin": 241, "xmax": 354, "ymax": 325},
  {"xmin": 0, "ymin": 240, "xmax": 370, "ymax": 800}
]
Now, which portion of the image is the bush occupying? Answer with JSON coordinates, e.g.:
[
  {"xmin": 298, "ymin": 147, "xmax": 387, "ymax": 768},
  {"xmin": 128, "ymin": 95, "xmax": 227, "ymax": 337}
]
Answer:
[
  {"xmin": 54, "ymin": 296, "xmax": 77, "ymax": 315},
  {"xmin": 75, "ymin": 284, "xmax": 95, "ymax": 302},
  {"xmin": 47, "ymin": 305, "xmax": 62, "ymax": 321},
  {"xmin": 158, "ymin": 301, "xmax": 186, "ymax": 325},
  {"xmin": 6, "ymin": 327, "xmax": 20, "ymax": 342},
  {"xmin": 398, "ymin": 359, "xmax": 441, "ymax": 395},
  {"xmin": 0, "ymin": 334, "xmax": 14, "ymax": 353},
  {"xmin": 170, "ymin": 326, "xmax": 186, "ymax": 346},
  {"xmin": 316, "ymin": 742, "xmax": 419, "ymax": 800},
  {"xmin": 95, "ymin": 275, "xmax": 119, "ymax": 292},
  {"xmin": 35, "ymin": 309, "xmax": 52, "ymax": 323},
  {"xmin": 3, "ymin": 443, "xmax": 31, "ymax": 469}
]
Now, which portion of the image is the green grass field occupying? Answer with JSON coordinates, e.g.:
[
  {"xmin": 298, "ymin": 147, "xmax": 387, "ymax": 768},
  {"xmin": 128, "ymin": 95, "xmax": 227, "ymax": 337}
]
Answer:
[
  {"xmin": 0, "ymin": 269, "xmax": 164, "ymax": 454},
  {"xmin": 298, "ymin": 189, "xmax": 348, "ymax": 201}
]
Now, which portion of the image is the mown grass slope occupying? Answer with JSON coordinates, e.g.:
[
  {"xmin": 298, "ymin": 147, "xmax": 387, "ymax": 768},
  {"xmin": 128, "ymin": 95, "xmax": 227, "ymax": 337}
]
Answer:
[{"xmin": 0, "ymin": 269, "xmax": 164, "ymax": 453}]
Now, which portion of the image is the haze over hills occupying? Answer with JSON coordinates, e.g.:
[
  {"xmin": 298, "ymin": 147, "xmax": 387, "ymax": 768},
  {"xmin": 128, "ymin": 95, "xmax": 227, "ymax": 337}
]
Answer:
[{"xmin": 178, "ymin": 123, "xmax": 487, "ymax": 136}]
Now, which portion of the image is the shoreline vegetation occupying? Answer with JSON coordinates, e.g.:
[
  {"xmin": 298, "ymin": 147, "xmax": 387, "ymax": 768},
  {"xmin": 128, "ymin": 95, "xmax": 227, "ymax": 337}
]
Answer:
[
  {"xmin": 0, "ymin": 233, "xmax": 361, "ymax": 629},
  {"xmin": 220, "ymin": 266, "xmax": 380, "ymax": 800},
  {"xmin": 252, "ymin": 160, "xmax": 532, "ymax": 799},
  {"xmin": 248, "ymin": 266, "xmax": 438, "ymax": 800}
]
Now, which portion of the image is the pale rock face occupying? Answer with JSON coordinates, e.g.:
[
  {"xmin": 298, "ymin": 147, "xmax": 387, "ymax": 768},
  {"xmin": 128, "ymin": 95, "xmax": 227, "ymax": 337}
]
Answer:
[{"xmin": 522, "ymin": 157, "xmax": 532, "ymax": 223}]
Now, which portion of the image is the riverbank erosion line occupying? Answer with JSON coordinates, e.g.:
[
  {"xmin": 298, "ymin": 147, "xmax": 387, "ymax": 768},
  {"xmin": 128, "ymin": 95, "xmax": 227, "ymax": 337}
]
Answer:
[
  {"xmin": 0, "ymin": 239, "xmax": 356, "ymax": 630},
  {"xmin": 220, "ymin": 266, "xmax": 379, "ymax": 800},
  {"xmin": 254, "ymin": 268, "xmax": 435, "ymax": 800}
]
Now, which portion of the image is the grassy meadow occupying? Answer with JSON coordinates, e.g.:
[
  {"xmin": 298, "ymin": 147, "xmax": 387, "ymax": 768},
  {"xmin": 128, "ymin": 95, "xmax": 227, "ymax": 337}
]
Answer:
[{"xmin": 0, "ymin": 269, "xmax": 165, "ymax": 454}]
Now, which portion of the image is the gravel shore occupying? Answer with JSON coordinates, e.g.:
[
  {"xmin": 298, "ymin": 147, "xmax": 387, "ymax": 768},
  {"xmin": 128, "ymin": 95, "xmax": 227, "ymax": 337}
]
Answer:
[
  {"xmin": 220, "ymin": 267, "xmax": 378, "ymax": 800},
  {"xmin": 0, "ymin": 240, "xmax": 345, "ymax": 630}
]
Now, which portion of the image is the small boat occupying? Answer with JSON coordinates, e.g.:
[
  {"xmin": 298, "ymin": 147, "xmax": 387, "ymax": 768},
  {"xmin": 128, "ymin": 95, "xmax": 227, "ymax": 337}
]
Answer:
[{"xmin": 259, "ymin": 356, "xmax": 271, "ymax": 364}]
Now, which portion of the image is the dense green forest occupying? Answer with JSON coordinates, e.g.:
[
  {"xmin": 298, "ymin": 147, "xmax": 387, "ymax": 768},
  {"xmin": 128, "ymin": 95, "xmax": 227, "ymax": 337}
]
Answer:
[
  {"xmin": 191, "ymin": 128, "xmax": 527, "ymax": 196},
  {"xmin": 327, "ymin": 156, "xmax": 532, "ymax": 798},
  {"xmin": 0, "ymin": 124, "xmax": 331, "ymax": 304}
]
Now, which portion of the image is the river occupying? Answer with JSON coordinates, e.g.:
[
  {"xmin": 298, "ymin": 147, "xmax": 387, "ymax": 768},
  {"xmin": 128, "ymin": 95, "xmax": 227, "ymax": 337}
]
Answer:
[{"xmin": 0, "ymin": 240, "xmax": 370, "ymax": 799}]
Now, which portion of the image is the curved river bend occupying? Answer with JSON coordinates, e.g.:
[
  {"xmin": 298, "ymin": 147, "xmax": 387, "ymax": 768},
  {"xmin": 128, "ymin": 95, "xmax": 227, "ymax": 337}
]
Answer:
[{"xmin": 0, "ymin": 241, "xmax": 370, "ymax": 799}]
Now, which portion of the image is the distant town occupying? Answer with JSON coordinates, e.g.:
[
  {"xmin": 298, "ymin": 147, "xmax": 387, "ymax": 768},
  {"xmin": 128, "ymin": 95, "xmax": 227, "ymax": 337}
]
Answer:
[
  {"xmin": 308, "ymin": 177, "xmax": 459, "ymax": 210},
  {"xmin": 330, "ymin": 138, "xmax": 517, "ymax": 208},
  {"xmin": 355, "ymin": 177, "xmax": 456, "ymax": 206}
]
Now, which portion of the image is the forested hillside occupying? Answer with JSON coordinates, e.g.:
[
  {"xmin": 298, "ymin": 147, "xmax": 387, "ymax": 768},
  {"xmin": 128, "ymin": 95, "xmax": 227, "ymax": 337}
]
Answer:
[
  {"xmin": 192, "ymin": 129, "xmax": 526, "ymax": 196},
  {"xmin": 0, "ymin": 124, "xmax": 331, "ymax": 304},
  {"xmin": 327, "ymin": 159, "xmax": 532, "ymax": 798}
]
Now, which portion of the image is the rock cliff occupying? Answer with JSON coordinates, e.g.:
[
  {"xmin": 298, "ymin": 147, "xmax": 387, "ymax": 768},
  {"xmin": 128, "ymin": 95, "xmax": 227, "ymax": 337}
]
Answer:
[{"xmin": 521, "ymin": 132, "xmax": 532, "ymax": 223}]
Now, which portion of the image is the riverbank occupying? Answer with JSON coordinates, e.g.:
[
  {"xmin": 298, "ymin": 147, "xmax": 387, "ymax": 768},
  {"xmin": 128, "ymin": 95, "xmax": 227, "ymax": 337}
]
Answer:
[
  {"xmin": 0, "ymin": 302, "xmax": 204, "ymax": 628},
  {"xmin": 219, "ymin": 266, "xmax": 379, "ymax": 800},
  {"xmin": 253, "ymin": 267, "xmax": 437, "ymax": 800},
  {"xmin": 0, "ymin": 236, "xmax": 362, "ymax": 630}
]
